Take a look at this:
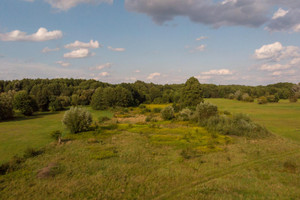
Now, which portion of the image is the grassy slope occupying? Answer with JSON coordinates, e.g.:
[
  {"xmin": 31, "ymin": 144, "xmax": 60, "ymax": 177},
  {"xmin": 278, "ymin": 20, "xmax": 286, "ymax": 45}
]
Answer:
[
  {"xmin": 0, "ymin": 107, "xmax": 112, "ymax": 164},
  {"xmin": 206, "ymin": 99, "xmax": 300, "ymax": 143}
]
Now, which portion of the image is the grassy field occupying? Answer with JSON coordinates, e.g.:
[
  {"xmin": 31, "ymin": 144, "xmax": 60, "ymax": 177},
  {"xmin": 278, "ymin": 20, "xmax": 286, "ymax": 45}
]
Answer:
[
  {"xmin": 0, "ymin": 107, "xmax": 112, "ymax": 164},
  {"xmin": 1, "ymin": 102, "xmax": 300, "ymax": 199},
  {"xmin": 206, "ymin": 99, "xmax": 300, "ymax": 143}
]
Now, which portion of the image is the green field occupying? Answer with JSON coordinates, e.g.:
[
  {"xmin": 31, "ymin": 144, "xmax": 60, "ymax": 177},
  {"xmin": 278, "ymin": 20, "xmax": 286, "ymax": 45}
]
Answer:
[
  {"xmin": 0, "ymin": 107, "xmax": 113, "ymax": 164},
  {"xmin": 206, "ymin": 99, "xmax": 300, "ymax": 143},
  {"xmin": 1, "ymin": 101, "xmax": 300, "ymax": 199}
]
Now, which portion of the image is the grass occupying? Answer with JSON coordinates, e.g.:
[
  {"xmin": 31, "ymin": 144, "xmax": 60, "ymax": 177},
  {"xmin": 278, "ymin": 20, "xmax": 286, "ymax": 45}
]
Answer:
[
  {"xmin": 1, "ymin": 102, "xmax": 300, "ymax": 199},
  {"xmin": 0, "ymin": 108, "xmax": 113, "ymax": 164},
  {"xmin": 206, "ymin": 99, "xmax": 300, "ymax": 143}
]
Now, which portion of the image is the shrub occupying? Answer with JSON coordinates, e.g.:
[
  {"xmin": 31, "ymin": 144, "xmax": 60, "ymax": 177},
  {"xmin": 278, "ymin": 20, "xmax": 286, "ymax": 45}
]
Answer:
[
  {"xmin": 242, "ymin": 93, "xmax": 254, "ymax": 102},
  {"xmin": 50, "ymin": 130, "xmax": 62, "ymax": 144},
  {"xmin": 152, "ymin": 107, "xmax": 162, "ymax": 113},
  {"xmin": 195, "ymin": 102, "xmax": 218, "ymax": 124},
  {"xmin": 178, "ymin": 108, "xmax": 192, "ymax": 121},
  {"xmin": 98, "ymin": 116, "xmax": 111, "ymax": 123},
  {"xmin": 257, "ymin": 96, "xmax": 268, "ymax": 104},
  {"xmin": 161, "ymin": 106, "xmax": 175, "ymax": 120},
  {"xmin": 289, "ymin": 95, "xmax": 298, "ymax": 103},
  {"xmin": 49, "ymin": 97, "xmax": 64, "ymax": 111},
  {"xmin": 266, "ymin": 95, "xmax": 279, "ymax": 103},
  {"xmin": 62, "ymin": 107, "xmax": 93, "ymax": 134}
]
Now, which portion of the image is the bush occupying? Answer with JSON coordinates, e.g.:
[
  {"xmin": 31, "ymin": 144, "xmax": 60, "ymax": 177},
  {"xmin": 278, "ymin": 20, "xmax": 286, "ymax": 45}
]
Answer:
[
  {"xmin": 289, "ymin": 95, "xmax": 298, "ymax": 103},
  {"xmin": 98, "ymin": 116, "xmax": 111, "ymax": 123},
  {"xmin": 242, "ymin": 93, "xmax": 254, "ymax": 102},
  {"xmin": 161, "ymin": 106, "xmax": 175, "ymax": 120},
  {"xmin": 152, "ymin": 107, "xmax": 162, "ymax": 113},
  {"xmin": 49, "ymin": 97, "xmax": 64, "ymax": 111},
  {"xmin": 50, "ymin": 130, "xmax": 62, "ymax": 144},
  {"xmin": 267, "ymin": 95, "xmax": 279, "ymax": 103},
  {"xmin": 178, "ymin": 108, "xmax": 192, "ymax": 121},
  {"xmin": 257, "ymin": 96, "xmax": 268, "ymax": 104},
  {"xmin": 62, "ymin": 107, "xmax": 93, "ymax": 134},
  {"xmin": 195, "ymin": 102, "xmax": 218, "ymax": 124}
]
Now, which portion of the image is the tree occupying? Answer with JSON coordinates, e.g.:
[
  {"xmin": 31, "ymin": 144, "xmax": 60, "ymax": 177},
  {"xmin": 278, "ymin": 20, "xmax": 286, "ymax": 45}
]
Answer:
[
  {"xmin": 13, "ymin": 91, "xmax": 37, "ymax": 116},
  {"xmin": 180, "ymin": 77, "xmax": 203, "ymax": 108},
  {"xmin": 91, "ymin": 88, "xmax": 108, "ymax": 110},
  {"xmin": 62, "ymin": 107, "xmax": 92, "ymax": 134},
  {"xmin": 115, "ymin": 86, "xmax": 133, "ymax": 107},
  {"xmin": 0, "ymin": 92, "xmax": 14, "ymax": 121}
]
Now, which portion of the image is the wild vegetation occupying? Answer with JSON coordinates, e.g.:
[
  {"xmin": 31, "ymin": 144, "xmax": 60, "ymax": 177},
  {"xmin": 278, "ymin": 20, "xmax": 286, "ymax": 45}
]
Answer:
[{"xmin": 0, "ymin": 78, "xmax": 300, "ymax": 199}]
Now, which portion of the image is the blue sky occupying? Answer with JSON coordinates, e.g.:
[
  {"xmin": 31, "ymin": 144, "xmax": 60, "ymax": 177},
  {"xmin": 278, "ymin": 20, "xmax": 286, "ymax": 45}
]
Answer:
[{"xmin": 0, "ymin": 0, "xmax": 300, "ymax": 85}]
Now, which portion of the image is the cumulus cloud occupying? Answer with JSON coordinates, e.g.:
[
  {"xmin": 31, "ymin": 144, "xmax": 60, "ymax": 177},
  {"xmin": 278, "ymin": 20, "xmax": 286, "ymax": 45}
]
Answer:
[
  {"xmin": 272, "ymin": 8, "xmax": 289, "ymax": 20},
  {"xmin": 201, "ymin": 69, "xmax": 233, "ymax": 75},
  {"xmin": 125, "ymin": 0, "xmax": 300, "ymax": 32},
  {"xmin": 0, "ymin": 27, "xmax": 62, "ymax": 42},
  {"xmin": 45, "ymin": 0, "xmax": 113, "ymax": 11},
  {"xmin": 254, "ymin": 42, "xmax": 300, "ymax": 61},
  {"xmin": 64, "ymin": 48, "xmax": 94, "ymax": 58},
  {"xmin": 188, "ymin": 45, "xmax": 206, "ymax": 53},
  {"xmin": 56, "ymin": 61, "xmax": 70, "ymax": 67},
  {"xmin": 108, "ymin": 46, "xmax": 126, "ymax": 52},
  {"xmin": 65, "ymin": 40, "xmax": 100, "ymax": 49},
  {"xmin": 42, "ymin": 47, "xmax": 60, "ymax": 53},
  {"xmin": 125, "ymin": 0, "xmax": 269, "ymax": 27},
  {"xmin": 147, "ymin": 72, "xmax": 161, "ymax": 80}
]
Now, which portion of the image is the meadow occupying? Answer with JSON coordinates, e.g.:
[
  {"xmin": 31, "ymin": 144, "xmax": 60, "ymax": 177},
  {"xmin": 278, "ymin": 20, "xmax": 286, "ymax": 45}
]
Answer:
[
  {"xmin": 0, "ymin": 101, "xmax": 300, "ymax": 199},
  {"xmin": 206, "ymin": 99, "xmax": 300, "ymax": 143}
]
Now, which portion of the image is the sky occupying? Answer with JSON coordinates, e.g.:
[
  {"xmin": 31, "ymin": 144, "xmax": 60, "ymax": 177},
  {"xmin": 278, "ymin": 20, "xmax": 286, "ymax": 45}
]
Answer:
[{"xmin": 0, "ymin": 0, "xmax": 300, "ymax": 85}]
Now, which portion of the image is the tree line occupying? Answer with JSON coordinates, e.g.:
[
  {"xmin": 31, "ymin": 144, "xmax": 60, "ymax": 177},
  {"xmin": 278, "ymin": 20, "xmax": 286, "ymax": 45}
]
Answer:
[{"xmin": 0, "ymin": 78, "xmax": 299, "ymax": 121}]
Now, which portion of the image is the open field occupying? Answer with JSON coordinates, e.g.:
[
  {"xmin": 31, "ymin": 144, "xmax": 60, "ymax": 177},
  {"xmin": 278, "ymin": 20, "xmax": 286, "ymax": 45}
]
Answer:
[
  {"xmin": 0, "ymin": 107, "xmax": 113, "ymax": 164},
  {"xmin": 1, "ymin": 101, "xmax": 300, "ymax": 199},
  {"xmin": 206, "ymin": 99, "xmax": 300, "ymax": 143}
]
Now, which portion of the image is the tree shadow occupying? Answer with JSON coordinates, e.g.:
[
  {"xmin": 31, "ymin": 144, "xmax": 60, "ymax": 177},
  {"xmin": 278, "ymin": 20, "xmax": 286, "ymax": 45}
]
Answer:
[{"xmin": 1, "ymin": 111, "xmax": 62, "ymax": 123}]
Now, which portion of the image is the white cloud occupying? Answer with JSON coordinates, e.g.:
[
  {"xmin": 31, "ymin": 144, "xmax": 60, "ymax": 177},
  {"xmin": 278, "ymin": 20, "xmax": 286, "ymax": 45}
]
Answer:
[
  {"xmin": 64, "ymin": 48, "xmax": 94, "ymax": 58},
  {"xmin": 0, "ymin": 27, "xmax": 63, "ymax": 42},
  {"xmin": 46, "ymin": 0, "xmax": 113, "ymax": 11},
  {"xmin": 95, "ymin": 63, "xmax": 112, "ymax": 70},
  {"xmin": 188, "ymin": 45, "xmax": 206, "ymax": 53},
  {"xmin": 56, "ymin": 61, "xmax": 70, "ymax": 67},
  {"xmin": 42, "ymin": 47, "xmax": 60, "ymax": 53},
  {"xmin": 272, "ymin": 70, "xmax": 295, "ymax": 76},
  {"xmin": 272, "ymin": 8, "xmax": 289, "ymax": 20},
  {"xmin": 147, "ymin": 72, "xmax": 161, "ymax": 80},
  {"xmin": 201, "ymin": 69, "xmax": 233, "ymax": 75},
  {"xmin": 65, "ymin": 40, "xmax": 100, "ymax": 49},
  {"xmin": 135, "ymin": 70, "xmax": 141, "ymax": 73},
  {"xmin": 260, "ymin": 64, "xmax": 290, "ymax": 72},
  {"xmin": 196, "ymin": 36, "xmax": 208, "ymax": 41},
  {"xmin": 254, "ymin": 42, "xmax": 283, "ymax": 60},
  {"xmin": 108, "ymin": 46, "xmax": 126, "ymax": 52},
  {"xmin": 99, "ymin": 72, "xmax": 110, "ymax": 77}
]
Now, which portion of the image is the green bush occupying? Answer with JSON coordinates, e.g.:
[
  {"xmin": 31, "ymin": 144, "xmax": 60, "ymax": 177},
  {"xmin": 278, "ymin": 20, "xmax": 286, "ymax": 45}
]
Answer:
[
  {"xmin": 50, "ymin": 130, "xmax": 62, "ymax": 144},
  {"xmin": 195, "ymin": 102, "xmax": 218, "ymax": 124},
  {"xmin": 152, "ymin": 107, "xmax": 162, "ymax": 113},
  {"xmin": 178, "ymin": 108, "xmax": 192, "ymax": 121},
  {"xmin": 257, "ymin": 96, "xmax": 268, "ymax": 104},
  {"xmin": 62, "ymin": 107, "xmax": 93, "ymax": 134},
  {"xmin": 161, "ymin": 106, "xmax": 175, "ymax": 120},
  {"xmin": 98, "ymin": 116, "xmax": 111, "ymax": 123}
]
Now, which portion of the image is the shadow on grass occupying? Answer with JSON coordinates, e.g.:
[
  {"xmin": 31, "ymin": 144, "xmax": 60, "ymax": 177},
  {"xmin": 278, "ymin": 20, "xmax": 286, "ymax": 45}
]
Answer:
[{"xmin": 1, "ymin": 111, "xmax": 63, "ymax": 123}]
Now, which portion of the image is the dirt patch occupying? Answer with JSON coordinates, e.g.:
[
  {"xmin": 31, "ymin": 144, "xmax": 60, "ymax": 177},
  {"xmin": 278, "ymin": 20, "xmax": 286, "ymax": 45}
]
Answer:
[
  {"xmin": 116, "ymin": 115, "xmax": 146, "ymax": 124},
  {"xmin": 37, "ymin": 163, "xmax": 57, "ymax": 179}
]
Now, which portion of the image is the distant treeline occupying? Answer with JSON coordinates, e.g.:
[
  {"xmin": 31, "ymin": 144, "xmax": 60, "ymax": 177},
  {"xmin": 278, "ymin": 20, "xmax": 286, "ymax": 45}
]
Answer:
[
  {"xmin": 0, "ymin": 78, "xmax": 295, "ymax": 102},
  {"xmin": 0, "ymin": 78, "xmax": 299, "ymax": 121}
]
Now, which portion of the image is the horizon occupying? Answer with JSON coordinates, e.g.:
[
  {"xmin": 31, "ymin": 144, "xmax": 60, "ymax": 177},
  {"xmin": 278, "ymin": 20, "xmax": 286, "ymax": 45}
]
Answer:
[{"xmin": 1, "ymin": 0, "xmax": 300, "ymax": 85}]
